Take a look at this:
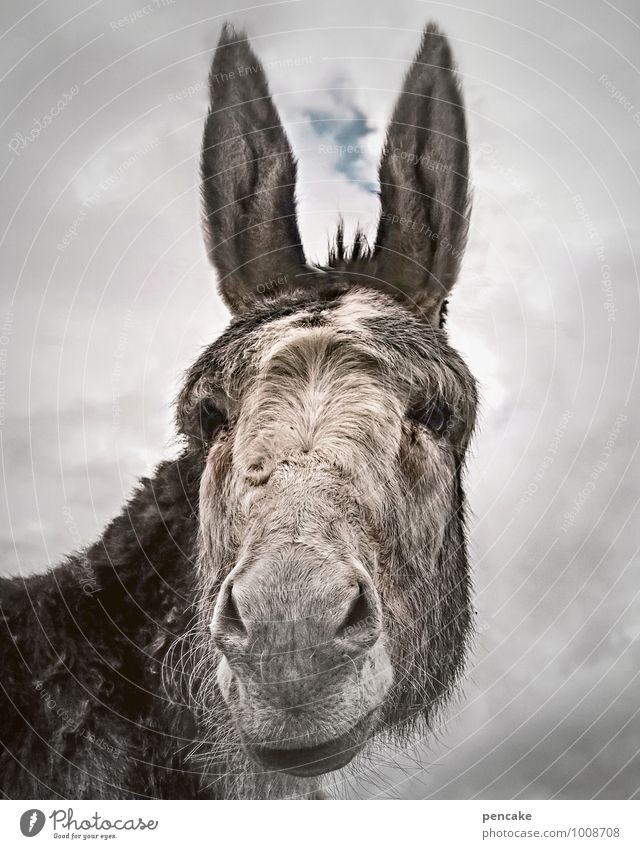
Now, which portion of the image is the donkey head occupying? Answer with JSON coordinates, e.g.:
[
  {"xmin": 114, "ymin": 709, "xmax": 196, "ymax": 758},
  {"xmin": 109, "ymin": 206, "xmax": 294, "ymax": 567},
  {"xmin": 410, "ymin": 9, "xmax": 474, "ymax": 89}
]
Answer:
[{"xmin": 175, "ymin": 22, "xmax": 475, "ymax": 784}]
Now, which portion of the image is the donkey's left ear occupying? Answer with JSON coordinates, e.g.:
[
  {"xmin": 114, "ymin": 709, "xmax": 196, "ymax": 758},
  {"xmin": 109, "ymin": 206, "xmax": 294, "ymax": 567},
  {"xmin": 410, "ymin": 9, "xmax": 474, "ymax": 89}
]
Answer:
[
  {"xmin": 372, "ymin": 23, "xmax": 471, "ymax": 326},
  {"xmin": 201, "ymin": 24, "xmax": 308, "ymax": 315}
]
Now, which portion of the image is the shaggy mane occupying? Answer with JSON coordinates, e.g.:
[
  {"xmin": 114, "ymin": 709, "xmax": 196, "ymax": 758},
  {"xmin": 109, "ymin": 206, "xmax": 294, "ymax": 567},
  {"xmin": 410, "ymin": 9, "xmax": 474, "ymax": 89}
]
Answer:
[{"xmin": 323, "ymin": 221, "xmax": 448, "ymax": 327}]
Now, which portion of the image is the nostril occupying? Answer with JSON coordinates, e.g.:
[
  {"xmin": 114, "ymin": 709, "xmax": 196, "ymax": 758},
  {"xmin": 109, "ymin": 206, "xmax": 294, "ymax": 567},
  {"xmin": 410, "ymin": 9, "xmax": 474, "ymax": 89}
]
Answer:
[
  {"xmin": 337, "ymin": 581, "xmax": 379, "ymax": 644},
  {"xmin": 344, "ymin": 582, "xmax": 368, "ymax": 628},
  {"xmin": 213, "ymin": 583, "xmax": 248, "ymax": 650},
  {"xmin": 224, "ymin": 585, "xmax": 247, "ymax": 636}
]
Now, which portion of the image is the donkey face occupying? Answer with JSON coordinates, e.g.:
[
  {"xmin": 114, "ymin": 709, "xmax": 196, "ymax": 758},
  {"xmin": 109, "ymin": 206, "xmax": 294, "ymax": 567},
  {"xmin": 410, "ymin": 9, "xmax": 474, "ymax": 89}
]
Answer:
[{"xmin": 176, "ymin": 23, "xmax": 475, "ymax": 781}]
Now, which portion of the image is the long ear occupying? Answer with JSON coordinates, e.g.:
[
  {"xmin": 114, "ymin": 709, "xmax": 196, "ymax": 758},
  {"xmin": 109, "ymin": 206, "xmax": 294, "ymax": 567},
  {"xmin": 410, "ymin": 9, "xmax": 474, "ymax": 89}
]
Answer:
[
  {"xmin": 373, "ymin": 23, "xmax": 470, "ymax": 325},
  {"xmin": 201, "ymin": 24, "xmax": 307, "ymax": 315}
]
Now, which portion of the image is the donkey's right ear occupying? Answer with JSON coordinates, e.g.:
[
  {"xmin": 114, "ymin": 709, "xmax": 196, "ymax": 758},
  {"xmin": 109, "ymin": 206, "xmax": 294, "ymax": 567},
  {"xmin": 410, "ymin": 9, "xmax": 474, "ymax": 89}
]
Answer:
[
  {"xmin": 201, "ymin": 24, "xmax": 307, "ymax": 315},
  {"xmin": 372, "ymin": 24, "xmax": 470, "ymax": 326}
]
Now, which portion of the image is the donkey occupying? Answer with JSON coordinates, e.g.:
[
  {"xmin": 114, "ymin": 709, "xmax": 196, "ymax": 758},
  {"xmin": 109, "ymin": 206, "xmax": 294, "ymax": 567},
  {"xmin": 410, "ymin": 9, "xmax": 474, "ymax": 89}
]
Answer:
[{"xmin": 0, "ymin": 22, "xmax": 475, "ymax": 800}]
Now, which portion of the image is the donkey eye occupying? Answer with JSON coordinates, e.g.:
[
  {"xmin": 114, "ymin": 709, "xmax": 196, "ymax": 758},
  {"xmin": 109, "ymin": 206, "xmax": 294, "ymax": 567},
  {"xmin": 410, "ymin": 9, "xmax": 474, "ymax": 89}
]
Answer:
[
  {"xmin": 197, "ymin": 399, "xmax": 227, "ymax": 441},
  {"xmin": 410, "ymin": 401, "xmax": 449, "ymax": 437}
]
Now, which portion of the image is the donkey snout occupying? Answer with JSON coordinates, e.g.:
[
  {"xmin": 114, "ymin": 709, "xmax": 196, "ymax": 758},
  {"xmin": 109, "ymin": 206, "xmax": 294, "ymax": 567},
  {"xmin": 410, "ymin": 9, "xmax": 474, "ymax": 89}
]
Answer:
[
  {"xmin": 210, "ymin": 556, "xmax": 393, "ymax": 770},
  {"xmin": 210, "ymin": 567, "xmax": 381, "ymax": 662}
]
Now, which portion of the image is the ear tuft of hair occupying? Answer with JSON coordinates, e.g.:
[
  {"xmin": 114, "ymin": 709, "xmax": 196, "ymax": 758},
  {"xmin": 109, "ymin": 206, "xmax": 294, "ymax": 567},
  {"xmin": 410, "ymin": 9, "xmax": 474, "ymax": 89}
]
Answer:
[{"xmin": 326, "ymin": 220, "xmax": 372, "ymax": 268}]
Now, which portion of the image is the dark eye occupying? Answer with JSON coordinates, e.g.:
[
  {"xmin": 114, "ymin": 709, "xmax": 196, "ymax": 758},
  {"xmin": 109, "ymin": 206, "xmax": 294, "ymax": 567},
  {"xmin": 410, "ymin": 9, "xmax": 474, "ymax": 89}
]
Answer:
[
  {"xmin": 196, "ymin": 399, "xmax": 227, "ymax": 442},
  {"xmin": 409, "ymin": 400, "xmax": 449, "ymax": 437}
]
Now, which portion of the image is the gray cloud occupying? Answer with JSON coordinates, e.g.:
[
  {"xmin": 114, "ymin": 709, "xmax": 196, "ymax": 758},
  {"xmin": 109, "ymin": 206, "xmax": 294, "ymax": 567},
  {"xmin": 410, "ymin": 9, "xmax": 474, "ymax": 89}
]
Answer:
[{"xmin": 303, "ymin": 82, "xmax": 378, "ymax": 190}]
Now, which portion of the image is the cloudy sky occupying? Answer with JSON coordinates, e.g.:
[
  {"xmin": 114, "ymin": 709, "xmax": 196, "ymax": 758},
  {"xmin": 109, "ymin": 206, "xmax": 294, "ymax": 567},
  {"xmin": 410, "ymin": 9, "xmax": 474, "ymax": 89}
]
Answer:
[{"xmin": 0, "ymin": 0, "xmax": 638, "ymax": 799}]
